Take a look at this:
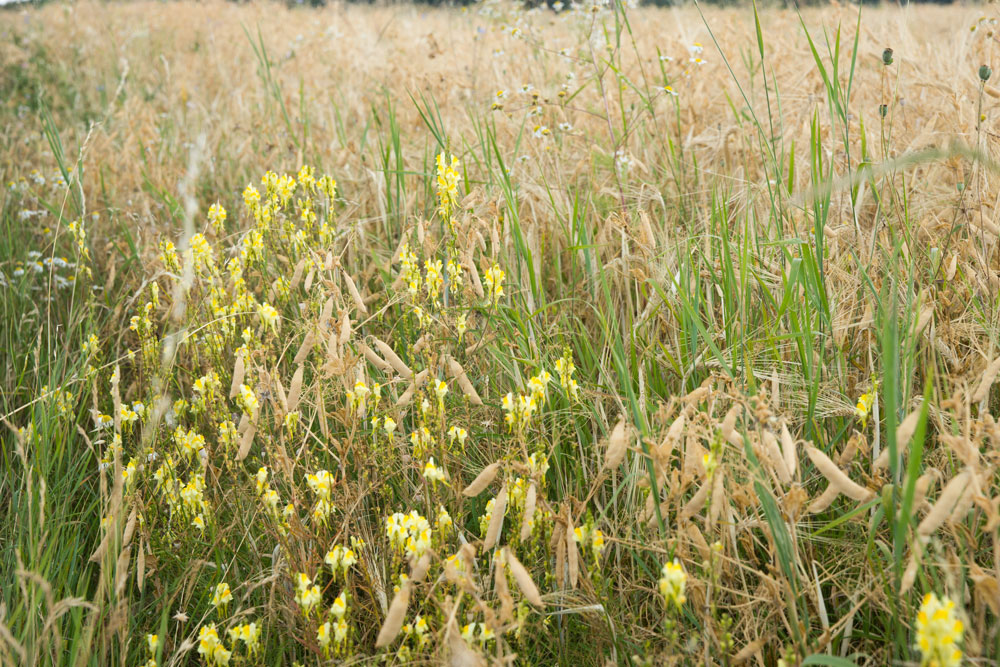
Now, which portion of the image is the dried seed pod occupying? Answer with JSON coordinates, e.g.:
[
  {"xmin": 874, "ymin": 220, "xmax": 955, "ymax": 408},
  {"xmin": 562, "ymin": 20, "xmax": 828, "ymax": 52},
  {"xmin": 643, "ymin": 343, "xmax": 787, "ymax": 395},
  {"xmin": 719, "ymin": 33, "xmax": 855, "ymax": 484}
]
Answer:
[
  {"xmin": 940, "ymin": 434, "xmax": 979, "ymax": 469},
  {"xmin": 287, "ymin": 366, "xmax": 304, "ymax": 412},
  {"xmin": 520, "ymin": 482, "xmax": 537, "ymax": 541},
  {"xmin": 483, "ymin": 484, "xmax": 508, "ymax": 550},
  {"xmin": 447, "ymin": 357, "xmax": 483, "ymax": 405},
  {"xmin": 464, "ymin": 250, "xmax": 485, "ymax": 299},
  {"xmin": 290, "ymin": 258, "xmax": 305, "ymax": 290},
  {"xmin": 238, "ymin": 412, "xmax": 251, "ymax": 436},
  {"xmin": 731, "ymin": 638, "xmax": 767, "ymax": 665},
  {"xmin": 229, "ymin": 355, "xmax": 245, "ymax": 399},
  {"xmin": 410, "ymin": 553, "xmax": 432, "ymax": 584},
  {"xmin": 463, "ymin": 462, "xmax": 501, "ymax": 497},
  {"xmin": 808, "ymin": 486, "xmax": 840, "ymax": 514},
  {"xmin": 918, "ymin": 470, "xmax": 972, "ymax": 536},
  {"xmin": 122, "ymin": 507, "xmax": 138, "ymax": 548},
  {"xmin": 114, "ymin": 545, "xmax": 132, "ymax": 597},
  {"xmin": 395, "ymin": 371, "xmax": 427, "ymax": 409},
  {"xmin": 375, "ymin": 583, "xmax": 410, "ymax": 647},
  {"xmin": 686, "ymin": 522, "xmax": 711, "ymax": 562},
  {"xmin": 973, "ymin": 357, "xmax": 1000, "ymax": 402},
  {"xmin": 805, "ymin": 445, "xmax": 873, "ymax": 501},
  {"xmin": 565, "ymin": 510, "xmax": 579, "ymax": 589},
  {"xmin": 874, "ymin": 406, "xmax": 922, "ymax": 471},
  {"xmin": 912, "ymin": 471, "xmax": 937, "ymax": 509},
  {"xmin": 342, "ymin": 271, "xmax": 368, "ymax": 314},
  {"xmin": 666, "ymin": 414, "xmax": 686, "ymax": 447},
  {"xmin": 762, "ymin": 430, "xmax": 791, "ymax": 484},
  {"xmin": 721, "ymin": 404, "xmax": 741, "ymax": 443},
  {"xmin": 237, "ymin": 424, "xmax": 256, "ymax": 461},
  {"xmin": 374, "ymin": 338, "xmax": 412, "ymax": 378},
  {"xmin": 709, "ymin": 467, "xmax": 726, "ymax": 528},
  {"xmin": 273, "ymin": 374, "xmax": 288, "ymax": 417},
  {"xmin": 396, "ymin": 383, "xmax": 416, "ymax": 408},
  {"xmin": 779, "ymin": 422, "xmax": 797, "ymax": 479},
  {"xmin": 494, "ymin": 554, "xmax": 514, "ymax": 624},
  {"xmin": 554, "ymin": 524, "xmax": 566, "ymax": 588},
  {"xmin": 604, "ymin": 418, "xmax": 628, "ymax": 471},
  {"xmin": 338, "ymin": 310, "xmax": 352, "ymax": 348},
  {"xmin": 293, "ymin": 330, "xmax": 315, "ymax": 365},
  {"xmin": 361, "ymin": 342, "xmax": 392, "ymax": 372},
  {"xmin": 319, "ymin": 295, "xmax": 333, "ymax": 328},
  {"xmin": 136, "ymin": 539, "xmax": 146, "ymax": 592},
  {"xmin": 900, "ymin": 554, "xmax": 920, "ymax": 593},
  {"xmin": 503, "ymin": 547, "xmax": 544, "ymax": 607},
  {"xmin": 448, "ymin": 618, "xmax": 487, "ymax": 667},
  {"xmin": 681, "ymin": 481, "xmax": 710, "ymax": 520},
  {"xmin": 324, "ymin": 329, "xmax": 342, "ymax": 368}
]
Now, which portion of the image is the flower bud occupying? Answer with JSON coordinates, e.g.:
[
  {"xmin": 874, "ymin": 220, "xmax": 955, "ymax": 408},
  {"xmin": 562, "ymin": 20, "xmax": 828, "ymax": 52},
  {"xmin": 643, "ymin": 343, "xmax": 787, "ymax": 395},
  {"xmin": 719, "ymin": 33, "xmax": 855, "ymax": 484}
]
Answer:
[
  {"xmin": 979, "ymin": 64, "xmax": 992, "ymax": 82},
  {"xmin": 882, "ymin": 48, "xmax": 894, "ymax": 66}
]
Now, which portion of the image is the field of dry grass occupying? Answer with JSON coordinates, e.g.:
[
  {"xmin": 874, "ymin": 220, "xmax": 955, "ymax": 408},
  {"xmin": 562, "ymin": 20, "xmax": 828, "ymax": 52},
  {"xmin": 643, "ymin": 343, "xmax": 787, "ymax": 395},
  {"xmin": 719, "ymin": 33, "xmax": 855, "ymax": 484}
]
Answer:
[{"xmin": 2, "ymin": 0, "xmax": 1000, "ymax": 665}]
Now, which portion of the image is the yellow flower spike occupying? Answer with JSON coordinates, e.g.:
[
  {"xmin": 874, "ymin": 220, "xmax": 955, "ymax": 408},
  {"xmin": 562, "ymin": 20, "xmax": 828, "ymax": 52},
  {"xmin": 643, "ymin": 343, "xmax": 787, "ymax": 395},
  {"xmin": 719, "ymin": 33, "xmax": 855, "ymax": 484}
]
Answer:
[
  {"xmin": 242, "ymin": 184, "xmax": 260, "ymax": 211},
  {"xmin": 658, "ymin": 559, "xmax": 688, "ymax": 609},
  {"xmin": 915, "ymin": 593, "xmax": 964, "ymax": 667},
  {"xmin": 211, "ymin": 643, "xmax": 232, "ymax": 666},
  {"xmin": 483, "ymin": 264, "xmax": 505, "ymax": 305},
  {"xmin": 197, "ymin": 624, "xmax": 220, "ymax": 660},
  {"xmin": 425, "ymin": 258, "xmax": 444, "ymax": 301},
  {"xmin": 330, "ymin": 591, "xmax": 348, "ymax": 619},
  {"xmin": 434, "ymin": 379, "xmax": 448, "ymax": 412},
  {"xmin": 435, "ymin": 152, "xmax": 461, "ymax": 225},
  {"xmin": 211, "ymin": 582, "xmax": 233, "ymax": 615},
  {"xmin": 334, "ymin": 617, "xmax": 349, "ymax": 646},
  {"xmin": 855, "ymin": 391, "xmax": 875, "ymax": 428},
  {"xmin": 423, "ymin": 457, "xmax": 447, "ymax": 484},
  {"xmin": 257, "ymin": 302, "xmax": 279, "ymax": 333},
  {"xmin": 317, "ymin": 620, "xmax": 332, "ymax": 656},
  {"xmin": 207, "ymin": 202, "xmax": 226, "ymax": 232}
]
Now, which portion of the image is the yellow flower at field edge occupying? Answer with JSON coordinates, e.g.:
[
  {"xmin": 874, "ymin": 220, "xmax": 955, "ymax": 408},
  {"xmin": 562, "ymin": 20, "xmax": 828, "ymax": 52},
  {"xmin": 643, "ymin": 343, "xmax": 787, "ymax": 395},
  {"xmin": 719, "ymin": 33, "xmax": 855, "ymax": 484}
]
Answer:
[
  {"xmin": 659, "ymin": 559, "xmax": 687, "ymax": 609},
  {"xmin": 211, "ymin": 582, "xmax": 233, "ymax": 614},
  {"xmin": 915, "ymin": 592, "xmax": 963, "ymax": 667},
  {"xmin": 435, "ymin": 152, "xmax": 460, "ymax": 222}
]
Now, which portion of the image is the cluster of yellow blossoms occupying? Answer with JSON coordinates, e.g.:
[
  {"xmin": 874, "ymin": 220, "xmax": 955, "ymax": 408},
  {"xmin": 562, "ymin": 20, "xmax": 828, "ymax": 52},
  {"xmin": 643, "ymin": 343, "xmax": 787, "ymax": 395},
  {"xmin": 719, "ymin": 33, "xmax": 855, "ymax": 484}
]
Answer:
[
  {"xmin": 435, "ymin": 152, "xmax": 461, "ymax": 225},
  {"xmin": 386, "ymin": 510, "xmax": 433, "ymax": 559},
  {"xmin": 103, "ymin": 154, "xmax": 630, "ymax": 664},
  {"xmin": 306, "ymin": 469, "xmax": 336, "ymax": 525},
  {"xmin": 501, "ymin": 368, "xmax": 555, "ymax": 431},
  {"xmin": 659, "ymin": 559, "xmax": 688, "ymax": 609},
  {"xmin": 915, "ymin": 593, "xmax": 964, "ymax": 667}
]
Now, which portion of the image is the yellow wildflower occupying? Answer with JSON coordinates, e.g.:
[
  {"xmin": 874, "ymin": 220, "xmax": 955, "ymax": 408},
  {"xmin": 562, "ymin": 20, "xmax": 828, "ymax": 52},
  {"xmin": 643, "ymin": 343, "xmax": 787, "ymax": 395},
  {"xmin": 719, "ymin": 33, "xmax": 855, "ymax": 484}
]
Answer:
[
  {"xmin": 659, "ymin": 559, "xmax": 688, "ymax": 609},
  {"xmin": 915, "ymin": 593, "xmax": 963, "ymax": 667}
]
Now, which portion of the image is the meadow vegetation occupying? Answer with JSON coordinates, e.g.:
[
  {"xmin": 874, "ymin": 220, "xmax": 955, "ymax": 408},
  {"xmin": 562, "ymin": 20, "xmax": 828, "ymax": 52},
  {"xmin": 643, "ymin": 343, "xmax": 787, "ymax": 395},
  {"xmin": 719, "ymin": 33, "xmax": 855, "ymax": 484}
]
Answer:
[{"xmin": 1, "ymin": 1, "xmax": 1000, "ymax": 665}]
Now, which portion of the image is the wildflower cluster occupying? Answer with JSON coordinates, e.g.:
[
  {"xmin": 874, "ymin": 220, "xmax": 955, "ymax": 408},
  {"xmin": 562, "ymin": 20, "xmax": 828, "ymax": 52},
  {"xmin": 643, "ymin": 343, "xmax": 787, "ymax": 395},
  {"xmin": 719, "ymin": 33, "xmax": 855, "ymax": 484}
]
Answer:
[
  {"xmin": 915, "ymin": 593, "xmax": 964, "ymax": 667},
  {"xmin": 386, "ymin": 510, "xmax": 433, "ymax": 559},
  {"xmin": 435, "ymin": 152, "xmax": 461, "ymax": 226},
  {"xmin": 659, "ymin": 559, "xmax": 688, "ymax": 609},
  {"xmin": 501, "ymin": 368, "xmax": 554, "ymax": 431},
  {"xmin": 90, "ymin": 161, "xmax": 619, "ymax": 664}
]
